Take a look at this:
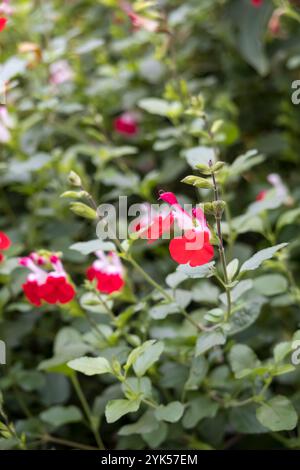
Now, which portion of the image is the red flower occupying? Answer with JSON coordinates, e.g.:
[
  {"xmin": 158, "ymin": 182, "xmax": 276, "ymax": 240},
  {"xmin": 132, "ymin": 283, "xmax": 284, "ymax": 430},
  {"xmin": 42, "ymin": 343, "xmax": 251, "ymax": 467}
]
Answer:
[
  {"xmin": 256, "ymin": 190, "xmax": 267, "ymax": 201},
  {"xmin": 39, "ymin": 275, "xmax": 75, "ymax": 304},
  {"xmin": 114, "ymin": 112, "xmax": 138, "ymax": 136},
  {"xmin": 22, "ymin": 279, "xmax": 43, "ymax": 307},
  {"xmin": 0, "ymin": 230, "xmax": 11, "ymax": 262},
  {"xmin": 251, "ymin": 0, "xmax": 263, "ymax": 7},
  {"xmin": 20, "ymin": 253, "xmax": 75, "ymax": 306},
  {"xmin": 119, "ymin": 1, "xmax": 159, "ymax": 32},
  {"xmin": 86, "ymin": 251, "xmax": 125, "ymax": 294},
  {"xmin": 137, "ymin": 192, "xmax": 214, "ymax": 267},
  {"xmin": 0, "ymin": 17, "xmax": 7, "ymax": 32}
]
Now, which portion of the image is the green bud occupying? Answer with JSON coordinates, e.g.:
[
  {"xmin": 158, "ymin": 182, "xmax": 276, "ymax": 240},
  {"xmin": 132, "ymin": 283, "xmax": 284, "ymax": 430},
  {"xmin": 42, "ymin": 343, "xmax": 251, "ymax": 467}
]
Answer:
[
  {"xmin": 60, "ymin": 190, "xmax": 88, "ymax": 199},
  {"xmin": 203, "ymin": 202, "xmax": 214, "ymax": 214},
  {"xmin": 212, "ymin": 200, "xmax": 226, "ymax": 217},
  {"xmin": 195, "ymin": 163, "xmax": 212, "ymax": 175},
  {"xmin": 226, "ymin": 258, "xmax": 239, "ymax": 281},
  {"xmin": 212, "ymin": 161, "xmax": 226, "ymax": 173},
  {"xmin": 68, "ymin": 171, "xmax": 82, "ymax": 187},
  {"xmin": 70, "ymin": 202, "xmax": 97, "ymax": 220},
  {"xmin": 211, "ymin": 119, "xmax": 224, "ymax": 134},
  {"xmin": 181, "ymin": 175, "xmax": 213, "ymax": 189}
]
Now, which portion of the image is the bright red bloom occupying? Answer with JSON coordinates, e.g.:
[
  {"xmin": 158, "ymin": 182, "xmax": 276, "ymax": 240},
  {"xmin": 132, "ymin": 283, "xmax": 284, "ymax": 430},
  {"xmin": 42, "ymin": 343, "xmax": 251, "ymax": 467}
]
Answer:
[
  {"xmin": 137, "ymin": 192, "xmax": 214, "ymax": 267},
  {"xmin": 87, "ymin": 251, "xmax": 125, "ymax": 294},
  {"xmin": 170, "ymin": 230, "xmax": 214, "ymax": 267},
  {"xmin": 256, "ymin": 190, "xmax": 267, "ymax": 201},
  {"xmin": 0, "ymin": 231, "xmax": 11, "ymax": 250},
  {"xmin": 19, "ymin": 253, "xmax": 75, "ymax": 306},
  {"xmin": 0, "ymin": 230, "xmax": 11, "ymax": 263},
  {"xmin": 22, "ymin": 279, "xmax": 43, "ymax": 307},
  {"xmin": 0, "ymin": 17, "xmax": 7, "ymax": 31},
  {"xmin": 251, "ymin": 0, "xmax": 263, "ymax": 7},
  {"xmin": 39, "ymin": 275, "xmax": 75, "ymax": 304},
  {"xmin": 114, "ymin": 112, "xmax": 138, "ymax": 136}
]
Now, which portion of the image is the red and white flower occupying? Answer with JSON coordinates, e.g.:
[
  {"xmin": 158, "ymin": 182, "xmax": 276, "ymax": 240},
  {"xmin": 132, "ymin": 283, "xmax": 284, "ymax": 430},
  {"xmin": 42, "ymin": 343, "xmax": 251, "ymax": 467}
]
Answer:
[
  {"xmin": 256, "ymin": 173, "xmax": 289, "ymax": 203},
  {"xmin": 136, "ymin": 192, "xmax": 214, "ymax": 267},
  {"xmin": 87, "ymin": 251, "xmax": 125, "ymax": 294},
  {"xmin": 19, "ymin": 253, "xmax": 75, "ymax": 306},
  {"xmin": 0, "ymin": 1, "xmax": 13, "ymax": 16},
  {"xmin": 114, "ymin": 112, "xmax": 138, "ymax": 137},
  {"xmin": 119, "ymin": 1, "xmax": 159, "ymax": 32},
  {"xmin": 0, "ymin": 230, "xmax": 11, "ymax": 263}
]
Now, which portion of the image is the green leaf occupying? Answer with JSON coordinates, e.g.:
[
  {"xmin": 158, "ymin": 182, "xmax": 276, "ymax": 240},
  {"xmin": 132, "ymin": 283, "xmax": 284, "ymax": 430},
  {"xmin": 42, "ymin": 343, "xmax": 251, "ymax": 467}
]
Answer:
[
  {"xmin": 227, "ymin": 150, "xmax": 264, "ymax": 178},
  {"xmin": 229, "ymin": 344, "xmax": 260, "ymax": 379},
  {"xmin": 228, "ymin": 293, "xmax": 266, "ymax": 335},
  {"xmin": 183, "ymin": 396, "xmax": 219, "ymax": 429},
  {"xmin": 240, "ymin": 243, "xmax": 288, "ymax": 273},
  {"xmin": 195, "ymin": 331, "xmax": 226, "ymax": 356},
  {"xmin": 40, "ymin": 406, "xmax": 82, "ymax": 428},
  {"xmin": 177, "ymin": 262, "xmax": 215, "ymax": 279},
  {"xmin": 105, "ymin": 399, "xmax": 141, "ymax": 424},
  {"xmin": 70, "ymin": 239, "xmax": 116, "ymax": 255},
  {"xmin": 253, "ymin": 274, "xmax": 288, "ymax": 296},
  {"xmin": 230, "ymin": 404, "xmax": 268, "ymax": 434},
  {"xmin": 154, "ymin": 402, "xmax": 184, "ymax": 423},
  {"xmin": 277, "ymin": 208, "xmax": 300, "ymax": 232},
  {"xmin": 133, "ymin": 341, "xmax": 164, "ymax": 377},
  {"xmin": 149, "ymin": 302, "xmax": 179, "ymax": 320},
  {"xmin": 67, "ymin": 356, "xmax": 112, "ymax": 376},
  {"xmin": 119, "ymin": 410, "xmax": 159, "ymax": 436},
  {"xmin": 138, "ymin": 98, "xmax": 181, "ymax": 117},
  {"xmin": 185, "ymin": 356, "xmax": 208, "ymax": 390},
  {"xmin": 231, "ymin": 0, "xmax": 272, "ymax": 76},
  {"xmin": 256, "ymin": 396, "xmax": 298, "ymax": 432},
  {"xmin": 227, "ymin": 259, "xmax": 239, "ymax": 281},
  {"xmin": 182, "ymin": 146, "xmax": 215, "ymax": 169}
]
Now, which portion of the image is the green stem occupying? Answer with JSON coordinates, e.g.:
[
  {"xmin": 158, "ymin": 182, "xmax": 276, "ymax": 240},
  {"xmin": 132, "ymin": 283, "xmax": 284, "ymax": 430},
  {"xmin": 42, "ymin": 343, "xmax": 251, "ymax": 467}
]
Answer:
[
  {"xmin": 71, "ymin": 374, "xmax": 105, "ymax": 450},
  {"xmin": 210, "ymin": 167, "xmax": 232, "ymax": 321}
]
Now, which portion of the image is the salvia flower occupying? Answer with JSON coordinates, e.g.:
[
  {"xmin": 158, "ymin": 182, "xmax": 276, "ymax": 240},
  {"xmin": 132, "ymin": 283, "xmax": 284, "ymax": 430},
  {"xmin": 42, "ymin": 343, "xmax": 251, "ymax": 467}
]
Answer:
[
  {"xmin": 0, "ymin": 16, "xmax": 7, "ymax": 31},
  {"xmin": 87, "ymin": 251, "xmax": 125, "ymax": 294},
  {"xmin": 119, "ymin": 1, "xmax": 159, "ymax": 32},
  {"xmin": 256, "ymin": 173, "xmax": 289, "ymax": 203},
  {"xmin": 0, "ymin": 106, "xmax": 13, "ymax": 143},
  {"xmin": 251, "ymin": 0, "xmax": 263, "ymax": 7},
  {"xmin": 114, "ymin": 112, "xmax": 138, "ymax": 136},
  {"xmin": 0, "ymin": 1, "xmax": 13, "ymax": 16},
  {"xmin": 19, "ymin": 253, "xmax": 75, "ymax": 306},
  {"xmin": 0, "ymin": 231, "xmax": 11, "ymax": 262},
  {"xmin": 137, "ymin": 192, "xmax": 214, "ymax": 267},
  {"xmin": 49, "ymin": 60, "xmax": 74, "ymax": 86}
]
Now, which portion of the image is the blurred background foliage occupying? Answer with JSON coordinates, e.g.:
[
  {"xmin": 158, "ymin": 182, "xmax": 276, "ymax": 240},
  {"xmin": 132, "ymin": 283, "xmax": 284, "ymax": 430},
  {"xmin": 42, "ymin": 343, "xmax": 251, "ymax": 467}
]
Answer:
[{"xmin": 1, "ymin": 0, "xmax": 300, "ymax": 450}]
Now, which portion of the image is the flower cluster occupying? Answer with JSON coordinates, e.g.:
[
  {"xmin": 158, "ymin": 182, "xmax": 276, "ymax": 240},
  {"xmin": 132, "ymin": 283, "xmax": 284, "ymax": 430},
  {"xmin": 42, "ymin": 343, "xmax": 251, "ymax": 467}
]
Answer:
[
  {"xmin": 87, "ymin": 250, "xmax": 125, "ymax": 294},
  {"xmin": 136, "ymin": 192, "xmax": 214, "ymax": 267},
  {"xmin": 19, "ymin": 253, "xmax": 75, "ymax": 306},
  {"xmin": 0, "ymin": 231, "xmax": 11, "ymax": 262}
]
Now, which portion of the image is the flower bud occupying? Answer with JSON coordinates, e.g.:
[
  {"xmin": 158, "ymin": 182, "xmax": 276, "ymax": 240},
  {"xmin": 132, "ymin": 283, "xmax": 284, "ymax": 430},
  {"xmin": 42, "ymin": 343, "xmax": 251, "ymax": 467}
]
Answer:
[
  {"xmin": 68, "ymin": 171, "xmax": 82, "ymax": 187},
  {"xmin": 212, "ymin": 200, "xmax": 226, "ymax": 217},
  {"xmin": 70, "ymin": 202, "xmax": 97, "ymax": 220},
  {"xmin": 181, "ymin": 175, "xmax": 213, "ymax": 189}
]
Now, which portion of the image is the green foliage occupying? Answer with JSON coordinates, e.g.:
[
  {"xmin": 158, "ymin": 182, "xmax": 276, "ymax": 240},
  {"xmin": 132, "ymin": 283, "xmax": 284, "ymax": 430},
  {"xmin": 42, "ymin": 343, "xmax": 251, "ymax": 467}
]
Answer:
[{"xmin": 1, "ymin": 0, "xmax": 300, "ymax": 452}]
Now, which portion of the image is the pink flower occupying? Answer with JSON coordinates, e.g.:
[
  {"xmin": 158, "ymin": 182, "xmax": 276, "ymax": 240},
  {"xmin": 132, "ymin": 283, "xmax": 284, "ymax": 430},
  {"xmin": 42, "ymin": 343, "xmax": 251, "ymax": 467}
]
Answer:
[
  {"xmin": 0, "ymin": 230, "xmax": 11, "ymax": 263},
  {"xmin": 114, "ymin": 112, "xmax": 138, "ymax": 136},
  {"xmin": 49, "ymin": 60, "xmax": 74, "ymax": 86},
  {"xmin": 0, "ymin": 16, "xmax": 7, "ymax": 32},
  {"xmin": 87, "ymin": 251, "xmax": 125, "ymax": 294},
  {"xmin": 268, "ymin": 9, "xmax": 284, "ymax": 36},
  {"xmin": 251, "ymin": 0, "xmax": 263, "ymax": 7},
  {"xmin": 137, "ymin": 192, "xmax": 214, "ymax": 267},
  {"xmin": 256, "ymin": 174, "xmax": 288, "ymax": 202},
  {"xmin": 19, "ymin": 253, "xmax": 75, "ymax": 307},
  {"xmin": 0, "ymin": 106, "xmax": 13, "ymax": 143},
  {"xmin": 119, "ymin": 1, "xmax": 159, "ymax": 32},
  {"xmin": 0, "ymin": 1, "xmax": 13, "ymax": 16}
]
